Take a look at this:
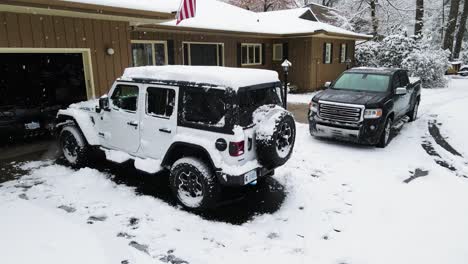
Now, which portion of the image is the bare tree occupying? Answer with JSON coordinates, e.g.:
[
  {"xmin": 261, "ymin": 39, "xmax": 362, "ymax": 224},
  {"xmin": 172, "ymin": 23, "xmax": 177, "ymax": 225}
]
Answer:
[
  {"xmin": 370, "ymin": 0, "xmax": 379, "ymax": 36},
  {"xmin": 414, "ymin": 0, "xmax": 424, "ymax": 37},
  {"xmin": 453, "ymin": 0, "xmax": 468, "ymax": 58},
  {"xmin": 229, "ymin": 0, "xmax": 296, "ymax": 11},
  {"xmin": 442, "ymin": 0, "xmax": 461, "ymax": 55}
]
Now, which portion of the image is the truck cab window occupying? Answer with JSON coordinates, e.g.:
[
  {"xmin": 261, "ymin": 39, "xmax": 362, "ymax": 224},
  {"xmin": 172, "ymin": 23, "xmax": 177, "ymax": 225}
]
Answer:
[
  {"xmin": 111, "ymin": 85, "xmax": 139, "ymax": 112},
  {"xmin": 147, "ymin": 87, "xmax": 175, "ymax": 117}
]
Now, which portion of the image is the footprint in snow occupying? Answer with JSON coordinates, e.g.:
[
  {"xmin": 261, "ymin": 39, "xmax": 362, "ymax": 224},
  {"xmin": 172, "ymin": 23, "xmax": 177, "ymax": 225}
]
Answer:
[
  {"xmin": 58, "ymin": 205, "xmax": 76, "ymax": 213},
  {"xmin": 128, "ymin": 241, "xmax": 149, "ymax": 255}
]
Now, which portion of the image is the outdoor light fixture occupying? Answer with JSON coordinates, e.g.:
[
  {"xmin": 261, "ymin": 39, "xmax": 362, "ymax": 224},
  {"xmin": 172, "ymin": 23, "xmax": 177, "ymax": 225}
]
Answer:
[
  {"xmin": 345, "ymin": 58, "xmax": 352, "ymax": 69},
  {"xmin": 281, "ymin": 59, "xmax": 292, "ymax": 109},
  {"xmin": 106, "ymin": 48, "xmax": 115, "ymax": 56}
]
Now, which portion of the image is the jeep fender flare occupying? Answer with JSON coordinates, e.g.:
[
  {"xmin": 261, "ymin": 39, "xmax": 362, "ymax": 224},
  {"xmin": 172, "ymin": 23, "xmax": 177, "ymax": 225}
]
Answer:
[
  {"xmin": 56, "ymin": 108, "xmax": 100, "ymax": 145},
  {"xmin": 161, "ymin": 142, "xmax": 217, "ymax": 170}
]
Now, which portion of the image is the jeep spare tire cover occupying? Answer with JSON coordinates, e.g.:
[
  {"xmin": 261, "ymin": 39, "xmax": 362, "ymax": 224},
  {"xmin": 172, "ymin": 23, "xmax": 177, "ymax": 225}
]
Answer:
[{"xmin": 253, "ymin": 105, "xmax": 296, "ymax": 169}]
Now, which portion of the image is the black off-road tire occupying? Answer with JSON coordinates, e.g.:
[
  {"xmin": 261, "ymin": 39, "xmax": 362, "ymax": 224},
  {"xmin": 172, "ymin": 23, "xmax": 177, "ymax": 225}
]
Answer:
[
  {"xmin": 377, "ymin": 118, "xmax": 393, "ymax": 148},
  {"xmin": 170, "ymin": 157, "xmax": 220, "ymax": 210},
  {"xmin": 59, "ymin": 125, "xmax": 89, "ymax": 167},
  {"xmin": 408, "ymin": 99, "xmax": 420, "ymax": 122},
  {"xmin": 256, "ymin": 112, "xmax": 296, "ymax": 169}
]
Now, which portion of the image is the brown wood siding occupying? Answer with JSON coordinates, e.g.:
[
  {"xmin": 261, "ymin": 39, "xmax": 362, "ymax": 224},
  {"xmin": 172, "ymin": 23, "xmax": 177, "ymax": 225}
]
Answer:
[
  {"xmin": 131, "ymin": 31, "xmax": 274, "ymax": 70},
  {"xmin": 313, "ymin": 38, "xmax": 355, "ymax": 90},
  {"xmin": 0, "ymin": 11, "xmax": 131, "ymax": 96}
]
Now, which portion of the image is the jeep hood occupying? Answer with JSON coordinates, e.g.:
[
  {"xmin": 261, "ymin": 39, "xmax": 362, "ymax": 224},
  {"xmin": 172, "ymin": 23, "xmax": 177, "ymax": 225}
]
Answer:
[{"xmin": 314, "ymin": 89, "xmax": 386, "ymax": 106}]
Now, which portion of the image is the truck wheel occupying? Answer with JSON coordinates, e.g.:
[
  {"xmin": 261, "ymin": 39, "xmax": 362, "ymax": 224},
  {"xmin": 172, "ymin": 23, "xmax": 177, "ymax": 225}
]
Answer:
[
  {"xmin": 170, "ymin": 157, "xmax": 220, "ymax": 210},
  {"xmin": 408, "ymin": 99, "xmax": 419, "ymax": 122},
  {"xmin": 256, "ymin": 110, "xmax": 296, "ymax": 169},
  {"xmin": 377, "ymin": 118, "xmax": 392, "ymax": 148},
  {"xmin": 59, "ymin": 125, "xmax": 89, "ymax": 166}
]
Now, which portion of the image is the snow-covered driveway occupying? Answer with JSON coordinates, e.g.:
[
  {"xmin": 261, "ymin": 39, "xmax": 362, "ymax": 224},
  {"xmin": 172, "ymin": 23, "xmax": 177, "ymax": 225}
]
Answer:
[{"xmin": 1, "ymin": 78, "xmax": 468, "ymax": 264}]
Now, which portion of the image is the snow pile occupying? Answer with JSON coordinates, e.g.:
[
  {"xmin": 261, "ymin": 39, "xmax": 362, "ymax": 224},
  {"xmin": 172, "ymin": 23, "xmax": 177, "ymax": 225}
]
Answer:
[{"xmin": 122, "ymin": 65, "xmax": 279, "ymax": 90}]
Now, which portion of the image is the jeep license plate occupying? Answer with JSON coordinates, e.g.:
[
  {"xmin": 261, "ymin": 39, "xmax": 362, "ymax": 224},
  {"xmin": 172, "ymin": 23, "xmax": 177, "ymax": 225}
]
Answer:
[
  {"xmin": 25, "ymin": 122, "xmax": 40, "ymax": 130},
  {"xmin": 244, "ymin": 170, "xmax": 257, "ymax": 185}
]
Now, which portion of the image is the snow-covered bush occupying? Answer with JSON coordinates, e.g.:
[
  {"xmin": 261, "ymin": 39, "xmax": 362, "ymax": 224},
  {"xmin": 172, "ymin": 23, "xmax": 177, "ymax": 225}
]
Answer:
[
  {"xmin": 459, "ymin": 42, "xmax": 468, "ymax": 65},
  {"xmin": 355, "ymin": 41, "xmax": 380, "ymax": 67},
  {"xmin": 377, "ymin": 35, "xmax": 419, "ymax": 68},
  {"xmin": 402, "ymin": 49, "xmax": 450, "ymax": 88}
]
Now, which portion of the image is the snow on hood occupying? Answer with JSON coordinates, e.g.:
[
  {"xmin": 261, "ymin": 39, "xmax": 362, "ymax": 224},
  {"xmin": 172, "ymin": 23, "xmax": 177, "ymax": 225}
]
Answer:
[{"xmin": 121, "ymin": 65, "xmax": 280, "ymax": 90}]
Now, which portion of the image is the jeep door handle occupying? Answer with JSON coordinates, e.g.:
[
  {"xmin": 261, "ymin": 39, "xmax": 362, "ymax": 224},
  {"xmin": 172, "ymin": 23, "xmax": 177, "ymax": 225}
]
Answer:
[
  {"xmin": 127, "ymin": 121, "xmax": 138, "ymax": 127},
  {"xmin": 159, "ymin": 128, "xmax": 171, "ymax": 133}
]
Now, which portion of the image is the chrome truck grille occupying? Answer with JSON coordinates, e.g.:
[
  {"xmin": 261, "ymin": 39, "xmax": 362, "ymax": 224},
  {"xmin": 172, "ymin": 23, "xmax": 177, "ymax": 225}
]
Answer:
[{"xmin": 318, "ymin": 101, "xmax": 364, "ymax": 123}]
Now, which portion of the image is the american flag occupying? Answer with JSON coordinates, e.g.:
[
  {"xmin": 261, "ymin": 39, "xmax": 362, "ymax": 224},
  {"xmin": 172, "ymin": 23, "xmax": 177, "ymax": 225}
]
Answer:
[{"xmin": 176, "ymin": 0, "xmax": 196, "ymax": 25}]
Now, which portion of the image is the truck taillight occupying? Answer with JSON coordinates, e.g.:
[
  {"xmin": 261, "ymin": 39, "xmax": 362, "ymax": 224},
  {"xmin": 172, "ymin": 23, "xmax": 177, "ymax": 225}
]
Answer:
[{"xmin": 229, "ymin": 141, "xmax": 245, "ymax": 156}]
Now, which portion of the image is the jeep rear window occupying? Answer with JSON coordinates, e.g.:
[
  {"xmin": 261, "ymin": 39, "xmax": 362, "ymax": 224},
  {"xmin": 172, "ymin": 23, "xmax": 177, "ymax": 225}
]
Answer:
[
  {"xmin": 238, "ymin": 87, "xmax": 282, "ymax": 127},
  {"xmin": 181, "ymin": 88, "xmax": 228, "ymax": 126}
]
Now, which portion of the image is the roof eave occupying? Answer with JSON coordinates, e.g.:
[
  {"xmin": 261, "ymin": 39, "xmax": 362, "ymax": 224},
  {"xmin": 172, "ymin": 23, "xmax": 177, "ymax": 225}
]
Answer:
[{"xmin": 2, "ymin": 0, "xmax": 175, "ymax": 20}]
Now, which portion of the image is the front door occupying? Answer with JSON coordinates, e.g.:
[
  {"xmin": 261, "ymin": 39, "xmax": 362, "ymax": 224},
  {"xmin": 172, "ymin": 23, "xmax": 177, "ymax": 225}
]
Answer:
[
  {"xmin": 100, "ymin": 83, "xmax": 141, "ymax": 153},
  {"xmin": 139, "ymin": 85, "xmax": 178, "ymax": 160}
]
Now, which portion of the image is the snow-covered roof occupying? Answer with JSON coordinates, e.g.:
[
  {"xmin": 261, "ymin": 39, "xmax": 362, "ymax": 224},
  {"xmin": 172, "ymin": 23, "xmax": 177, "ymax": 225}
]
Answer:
[
  {"xmin": 62, "ymin": 0, "xmax": 178, "ymax": 14},
  {"xmin": 156, "ymin": 0, "xmax": 370, "ymax": 39},
  {"xmin": 121, "ymin": 66, "xmax": 280, "ymax": 90}
]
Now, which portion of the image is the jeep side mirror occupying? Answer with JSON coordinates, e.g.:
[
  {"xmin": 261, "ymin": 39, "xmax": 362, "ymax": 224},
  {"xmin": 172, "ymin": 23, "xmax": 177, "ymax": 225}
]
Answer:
[
  {"xmin": 324, "ymin": 81, "xmax": 331, "ymax": 88},
  {"xmin": 99, "ymin": 97, "xmax": 110, "ymax": 111},
  {"xmin": 395, "ymin": 87, "xmax": 407, "ymax": 95}
]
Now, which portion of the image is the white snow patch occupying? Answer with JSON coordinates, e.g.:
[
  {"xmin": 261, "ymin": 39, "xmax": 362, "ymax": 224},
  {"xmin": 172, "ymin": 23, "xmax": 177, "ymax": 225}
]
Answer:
[
  {"xmin": 134, "ymin": 157, "xmax": 162, "ymax": 174},
  {"xmin": 104, "ymin": 149, "xmax": 131, "ymax": 163}
]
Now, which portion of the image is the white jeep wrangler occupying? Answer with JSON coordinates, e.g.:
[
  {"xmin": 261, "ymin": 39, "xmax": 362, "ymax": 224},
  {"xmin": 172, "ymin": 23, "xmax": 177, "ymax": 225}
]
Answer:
[{"xmin": 56, "ymin": 66, "xmax": 296, "ymax": 210}]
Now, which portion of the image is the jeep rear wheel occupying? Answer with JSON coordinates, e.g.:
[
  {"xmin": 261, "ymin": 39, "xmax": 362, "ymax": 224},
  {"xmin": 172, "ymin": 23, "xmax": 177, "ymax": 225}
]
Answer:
[
  {"xmin": 256, "ymin": 111, "xmax": 296, "ymax": 169},
  {"xmin": 170, "ymin": 157, "xmax": 220, "ymax": 210},
  {"xmin": 59, "ymin": 125, "xmax": 88, "ymax": 166}
]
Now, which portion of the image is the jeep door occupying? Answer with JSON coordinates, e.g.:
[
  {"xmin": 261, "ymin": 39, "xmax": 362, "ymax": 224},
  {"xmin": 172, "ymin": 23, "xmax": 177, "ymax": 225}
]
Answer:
[
  {"xmin": 100, "ymin": 83, "xmax": 141, "ymax": 153},
  {"xmin": 139, "ymin": 85, "xmax": 178, "ymax": 160}
]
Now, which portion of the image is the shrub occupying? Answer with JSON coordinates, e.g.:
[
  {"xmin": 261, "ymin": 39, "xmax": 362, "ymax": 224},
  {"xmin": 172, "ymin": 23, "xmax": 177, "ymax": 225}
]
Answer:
[
  {"xmin": 377, "ymin": 35, "xmax": 419, "ymax": 68},
  {"xmin": 355, "ymin": 41, "xmax": 380, "ymax": 67},
  {"xmin": 402, "ymin": 49, "xmax": 450, "ymax": 88}
]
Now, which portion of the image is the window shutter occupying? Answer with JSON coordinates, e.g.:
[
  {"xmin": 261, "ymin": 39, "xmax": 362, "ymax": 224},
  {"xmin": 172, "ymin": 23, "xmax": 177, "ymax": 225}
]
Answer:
[
  {"xmin": 323, "ymin": 43, "xmax": 326, "ymax": 64},
  {"xmin": 183, "ymin": 43, "xmax": 189, "ymax": 65},
  {"xmin": 330, "ymin": 43, "xmax": 333, "ymax": 64},
  {"xmin": 339, "ymin": 44, "xmax": 342, "ymax": 63},
  {"xmin": 282, "ymin": 42, "xmax": 288, "ymax": 60},
  {"xmin": 237, "ymin": 43, "xmax": 242, "ymax": 67},
  {"xmin": 261, "ymin": 43, "xmax": 266, "ymax": 65},
  {"xmin": 167, "ymin": 40, "xmax": 175, "ymax": 65}
]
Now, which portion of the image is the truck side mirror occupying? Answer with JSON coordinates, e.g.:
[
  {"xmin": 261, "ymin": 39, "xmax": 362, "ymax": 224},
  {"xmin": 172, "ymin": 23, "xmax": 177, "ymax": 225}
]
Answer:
[
  {"xmin": 99, "ymin": 97, "xmax": 110, "ymax": 111},
  {"xmin": 324, "ymin": 81, "xmax": 331, "ymax": 88},
  {"xmin": 395, "ymin": 87, "xmax": 407, "ymax": 95}
]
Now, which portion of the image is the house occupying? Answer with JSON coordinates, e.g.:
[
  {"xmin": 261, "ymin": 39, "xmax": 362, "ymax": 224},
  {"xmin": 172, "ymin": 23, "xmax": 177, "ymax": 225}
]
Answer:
[
  {"xmin": 0, "ymin": 0, "xmax": 369, "ymax": 107},
  {"xmin": 0, "ymin": 0, "xmax": 177, "ymax": 100},
  {"xmin": 132, "ymin": 0, "xmax": 370, "ymax": 92}
]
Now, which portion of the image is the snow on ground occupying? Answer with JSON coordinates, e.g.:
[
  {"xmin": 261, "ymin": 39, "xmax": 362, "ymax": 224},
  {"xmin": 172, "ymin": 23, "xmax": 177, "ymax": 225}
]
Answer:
[
  {"xmin": 1, "ymin": 78, "xmax": 468, "ymax": 264},
  {"xmin": 287, "ymin": 91, "xmax": 320, "ymax": 104}
]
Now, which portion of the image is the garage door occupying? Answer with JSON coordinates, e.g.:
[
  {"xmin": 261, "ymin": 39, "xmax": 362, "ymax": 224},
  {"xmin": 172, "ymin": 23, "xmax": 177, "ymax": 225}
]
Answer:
[{"xmin": 0, "ymin": 49, "xmax": 94, "ymax": 139}]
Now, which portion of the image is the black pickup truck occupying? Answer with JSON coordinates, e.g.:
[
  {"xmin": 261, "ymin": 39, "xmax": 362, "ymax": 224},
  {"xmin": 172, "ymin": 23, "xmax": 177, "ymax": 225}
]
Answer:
[{"xmin": 308, "ymin": 67, "xmax": 421, "ymax": 148}]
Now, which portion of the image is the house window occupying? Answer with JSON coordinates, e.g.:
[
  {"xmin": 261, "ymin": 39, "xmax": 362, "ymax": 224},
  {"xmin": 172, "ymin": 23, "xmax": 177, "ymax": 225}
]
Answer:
[
  {"xmin": 273, "ymin": 43, "xmax": 283, "ymax": 61},
  {"xmin": 241, "ymin": 43, "xmax": 262, "ymax": 65},
  {"xmin": 183, "ymin": 42, "xmax": 224, "ymax": 66},
  {"xmin": 340, "ymin": 43, "xmax": 347, "ymax": 63},
  {"xmin": 146, "ymin": 87, "xmax": 175, "ymax": 118},
  {"xmin": 323, "ymin": 43, "xmax": 333, "ymax": 64},
  {"xmin": 131, "ymin": 41, "xmax": 168, "ymax": 66}
]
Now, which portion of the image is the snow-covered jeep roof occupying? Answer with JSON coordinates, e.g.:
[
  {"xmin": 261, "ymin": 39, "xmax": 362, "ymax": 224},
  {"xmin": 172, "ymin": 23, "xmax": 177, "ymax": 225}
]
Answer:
[{"xmin": 121, "ymin": 65, "xmax": 280, "ymax": 90}]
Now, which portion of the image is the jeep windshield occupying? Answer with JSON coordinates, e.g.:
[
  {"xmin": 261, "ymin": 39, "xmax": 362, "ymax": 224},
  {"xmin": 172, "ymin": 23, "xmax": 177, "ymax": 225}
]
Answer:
[
  {"xmin": 238, "ymin": 85, "xmax": 283, "ymax": 127},
  {"xmin": 332, "ymin": 73, "xmax": 390, "ymax": 92}
]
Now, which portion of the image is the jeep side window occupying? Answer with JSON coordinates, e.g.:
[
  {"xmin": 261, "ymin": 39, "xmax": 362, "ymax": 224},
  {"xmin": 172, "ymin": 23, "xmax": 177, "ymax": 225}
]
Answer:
[
  {"xmin": 110, "ymin": 85, "xmax": 139, "ymax": 112},
  {"xmin": 392, "ymin": 74, "xmax": 401, "ymax": 90},
  {"xmin": 181, "ymin": 88, "xmax": 227, "ymax": 126},
  {"xmin": 146, "ymin": 87, "xmax": 175, "ymax": 118}
]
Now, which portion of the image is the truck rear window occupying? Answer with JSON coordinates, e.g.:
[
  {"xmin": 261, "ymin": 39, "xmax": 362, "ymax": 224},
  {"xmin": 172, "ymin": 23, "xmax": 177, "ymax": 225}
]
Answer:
[{"xmin": 333, "ymin": 73, "xmax": 390, "ymax": 92}]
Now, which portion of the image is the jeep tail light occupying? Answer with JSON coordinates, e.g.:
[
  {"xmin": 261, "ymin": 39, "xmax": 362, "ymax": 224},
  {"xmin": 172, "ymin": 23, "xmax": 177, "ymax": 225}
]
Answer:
[{"xmin": 229, "ymin": 141, "xmax": 245, "ymax": 156}]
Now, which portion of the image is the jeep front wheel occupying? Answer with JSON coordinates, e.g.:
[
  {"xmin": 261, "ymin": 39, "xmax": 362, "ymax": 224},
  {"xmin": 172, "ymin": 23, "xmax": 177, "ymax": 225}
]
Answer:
[
  {"xmin": 170, "ymin": 157, "xmax": 220, "ymax": 210},
  {"xmin": 59, "ymin": 125, "xmax": 89, "ymax": 166}
]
